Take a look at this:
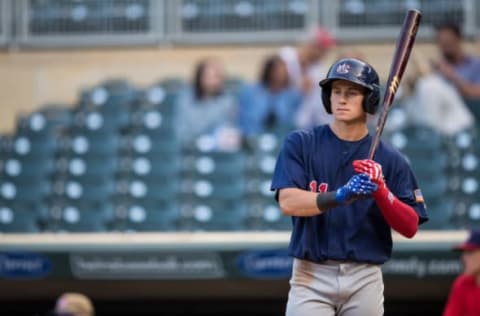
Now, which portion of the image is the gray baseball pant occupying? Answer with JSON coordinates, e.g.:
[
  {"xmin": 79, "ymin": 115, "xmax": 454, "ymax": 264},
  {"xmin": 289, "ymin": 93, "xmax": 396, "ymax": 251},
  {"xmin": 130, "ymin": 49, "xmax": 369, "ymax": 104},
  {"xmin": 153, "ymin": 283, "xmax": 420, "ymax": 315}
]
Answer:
[{"xmin": 286, "ymin": 258, "xmax": 384, "ymax": 316}]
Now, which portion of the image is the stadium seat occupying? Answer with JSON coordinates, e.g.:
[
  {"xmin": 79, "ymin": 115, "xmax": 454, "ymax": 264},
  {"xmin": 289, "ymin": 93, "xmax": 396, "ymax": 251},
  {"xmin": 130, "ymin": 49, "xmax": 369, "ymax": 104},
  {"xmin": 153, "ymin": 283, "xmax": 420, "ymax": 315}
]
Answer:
[
  {"xmin": 421, "ymin": 197, "xmax": 456, "ymax": 230},
  {"xmin": 245, "ymin": 197, "xmax": 290, "ymax": 231},
  {"xmin": 0, "ymin": 202, "xmax": 47, "ymax": 233},
  {"xmin": 119, "ymin": 130, "xmax": 181, "ymax": 156},
  {"xmin": 53, "ymin": 153, "xmax": 118, "ymax": 177},
  {"xmin": 450, "ymin": 198, "xmax": 480, "ymax": 229},
  {"xmin": 244, "ymin": 132, "xmax": 282, "ymax": 155},
  {"xmin": 180, "ymin": 175, "xmax": 246, "ymax": 200},
  {"xmin": 182, "ymin": 150, "xmax": 247, "ymax": 177},
  {"xmin": 114, "ymin": 174, "xmax": 179, "ymax": 201},
  {"xmin": 71, "ymin": 104, "xmax": 129, "ymax": 132},
  {"xmin": 116, "ymin": 154, "xmax": 179, "ymax": 178},
  {"xmin": 0, "ymin": 155, "xmax": 54, "ymax": 178},
  {"xmin": 0, "ymin": 176, "xmax": 50, "ymax": 203},
  {"xmin": 111, "ymin": 197, "xmax": 179, "ymax": 232},
  {"xmin": 133, "ymin": 84, "xmax": 178, "ymax": 116},
  {"xmin": 58, "ymin": 127, "xmax": 120, "ymax": 157},
  {"xmin": 50, "ymin": 174, "xmax": 115, "ymax": 203},
  {"xmin": 45, "ymin": 198, "xmax": 114, "ymax": 233},
  {"xmin": 10, "ymin": 133, "xmax": 56, "ymax": 159},
  {"xmin": 177, "ymin": 198, "xmax": 247, "ymax": 231},
  {"xmin": 16, "ymin": 105, "xmax": 72, "ymax": 138}
]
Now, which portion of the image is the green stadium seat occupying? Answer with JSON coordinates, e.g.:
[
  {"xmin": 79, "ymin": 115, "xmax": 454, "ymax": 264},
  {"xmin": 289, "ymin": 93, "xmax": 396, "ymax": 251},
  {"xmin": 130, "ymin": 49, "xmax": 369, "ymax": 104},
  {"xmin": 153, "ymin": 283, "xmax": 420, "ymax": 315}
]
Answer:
[
  {"xmin": 119, "ymin": 131, "xmax": 181, "ymax": 156},
  {"xmin": 0, "ymin": 202, "xmax": 47, "ymax": 233},
  {"xmin": 111, "ymin": 197, "xmax": 178, "ymax": 232},
  {"xmin": 58, "ymin": 128, "xmax": 120, "ymax": 156},
  {"xmin": 0, "ymin": 176, "xmax": 50, "ymax": 203},
  {"xmin": 45, "ymin": 199, "xmax": 113, "ymax": 233},
  {"xmin": 53, "ymin": 153, "xmax": 118, "ymax": 176},
  {"xmin": 182, "ymin": 150, "xmax": 246, "ymax": 178},
  {"xmin": 421, "ymin": 197, "xmax": 456, "ymax": 230},
  {"xmin": 177, "ymin": 198, "xmax": 247, "ymax": 231},
  {"xmin": 0, "ymin": 155, "xmax": 54, "ymax": 178},
  {"xmin": 133, "ymin": 84, "xmax": 178, "ymax": 117},
  {"xmin": 114, "ymin": 174, "xmax": 179, "ymax": 201},
  {"xmin": 245, "ymin": 197, "xmax": 290, "ymax": 231},
  {"xmin": 116, "ymin": 154, "xmax": 179, "ymax": 178},
  {"xmin": 50, "ymin": 174, "xmax": 114, "ymax": 203}
]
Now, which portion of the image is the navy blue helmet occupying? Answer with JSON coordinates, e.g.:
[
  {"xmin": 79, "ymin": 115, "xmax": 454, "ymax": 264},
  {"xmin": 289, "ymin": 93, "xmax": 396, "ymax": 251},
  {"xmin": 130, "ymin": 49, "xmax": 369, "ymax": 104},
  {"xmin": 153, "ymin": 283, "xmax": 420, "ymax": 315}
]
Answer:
[{"xmin": 319, "ymin": 58, "xmax": 380, "ymax": 114}]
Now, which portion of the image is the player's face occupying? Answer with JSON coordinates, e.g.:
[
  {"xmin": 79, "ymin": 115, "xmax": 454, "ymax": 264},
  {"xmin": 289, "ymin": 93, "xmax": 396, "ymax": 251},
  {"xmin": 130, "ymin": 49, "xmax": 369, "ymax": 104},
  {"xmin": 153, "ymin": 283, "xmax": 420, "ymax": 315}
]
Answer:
[
  {"xmin": 462, "ymin": 249, "xmax": 480, "ymax": 277},
  {"xmin": 330, "ymin": 80, "xmax": 366, "ymax": 123}
]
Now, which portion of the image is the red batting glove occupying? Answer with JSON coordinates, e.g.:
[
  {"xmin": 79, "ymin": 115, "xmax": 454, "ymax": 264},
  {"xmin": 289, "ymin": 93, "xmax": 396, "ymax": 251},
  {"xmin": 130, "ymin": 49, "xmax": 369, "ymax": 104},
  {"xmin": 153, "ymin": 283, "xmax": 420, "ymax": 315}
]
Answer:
[{"xmin": 353, "ymin": 159, "xmax": 385, "ymax": 188}]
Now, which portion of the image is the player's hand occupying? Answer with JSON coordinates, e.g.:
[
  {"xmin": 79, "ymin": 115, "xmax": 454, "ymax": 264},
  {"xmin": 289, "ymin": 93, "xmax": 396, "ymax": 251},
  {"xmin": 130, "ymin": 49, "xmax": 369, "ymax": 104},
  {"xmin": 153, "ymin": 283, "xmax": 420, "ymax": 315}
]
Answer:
[
  {"xmin": 335, "ymin": 173, "xmax": 378, "ymax": 203},
  {"xmin": 352, "ymin": 159, "xmax": 385, "ymax": 188}
]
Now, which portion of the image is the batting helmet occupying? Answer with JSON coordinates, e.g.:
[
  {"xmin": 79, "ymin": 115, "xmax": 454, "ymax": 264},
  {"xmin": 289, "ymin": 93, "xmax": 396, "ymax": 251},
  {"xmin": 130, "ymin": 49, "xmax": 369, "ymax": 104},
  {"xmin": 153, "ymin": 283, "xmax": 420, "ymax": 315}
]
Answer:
[{"xmin": 319, "ymin": 58, "xmax": 380, "ymax": 114}]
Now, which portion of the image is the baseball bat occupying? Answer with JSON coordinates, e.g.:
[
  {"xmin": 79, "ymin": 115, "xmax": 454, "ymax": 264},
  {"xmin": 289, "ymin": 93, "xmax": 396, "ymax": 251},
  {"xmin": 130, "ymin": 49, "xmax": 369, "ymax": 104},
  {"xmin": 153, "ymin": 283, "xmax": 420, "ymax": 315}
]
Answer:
[{"xmin": 368, "ymin": 9, "xmax": 422, "ymax": 159}]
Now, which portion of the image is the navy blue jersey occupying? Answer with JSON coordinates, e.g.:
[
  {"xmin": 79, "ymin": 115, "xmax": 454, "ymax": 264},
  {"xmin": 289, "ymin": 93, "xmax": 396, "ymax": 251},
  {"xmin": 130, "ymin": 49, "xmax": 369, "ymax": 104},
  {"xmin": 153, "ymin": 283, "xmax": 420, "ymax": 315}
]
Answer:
[{"xmin": 271, "ymin": 125, "xmax": 428, "ymax": 264}]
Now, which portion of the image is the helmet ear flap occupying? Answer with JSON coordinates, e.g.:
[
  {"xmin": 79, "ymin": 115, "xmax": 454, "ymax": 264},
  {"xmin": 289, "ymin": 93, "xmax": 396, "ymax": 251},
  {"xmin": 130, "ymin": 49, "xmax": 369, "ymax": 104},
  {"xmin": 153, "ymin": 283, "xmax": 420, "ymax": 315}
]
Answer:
[
  {"xmin": 362, "ymin": 84, "xmax": 380, "ymax": 114},
  {"xmin": 322, "ymin": 84, "xmax": 332, "ymax": 114}
]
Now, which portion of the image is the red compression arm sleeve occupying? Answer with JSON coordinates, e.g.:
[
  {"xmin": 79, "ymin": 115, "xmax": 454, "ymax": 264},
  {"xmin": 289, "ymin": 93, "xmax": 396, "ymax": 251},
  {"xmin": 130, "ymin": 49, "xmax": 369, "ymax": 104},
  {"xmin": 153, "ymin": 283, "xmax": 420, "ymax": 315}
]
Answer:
[{"xmin": 372, "ymin": 185, "xmax": 419, "ymax": 238}]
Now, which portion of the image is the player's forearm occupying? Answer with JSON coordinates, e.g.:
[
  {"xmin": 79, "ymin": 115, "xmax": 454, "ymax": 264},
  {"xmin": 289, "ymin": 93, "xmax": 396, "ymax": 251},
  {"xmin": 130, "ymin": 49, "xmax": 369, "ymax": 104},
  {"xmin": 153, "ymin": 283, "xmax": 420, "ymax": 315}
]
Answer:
[
  {"xmin": 278, "ymin": 188, "xmax": 328, "ymax": 216},
  {"xmin": 372, "ymin": 186, "xmax": 419, "ymax": 238}
]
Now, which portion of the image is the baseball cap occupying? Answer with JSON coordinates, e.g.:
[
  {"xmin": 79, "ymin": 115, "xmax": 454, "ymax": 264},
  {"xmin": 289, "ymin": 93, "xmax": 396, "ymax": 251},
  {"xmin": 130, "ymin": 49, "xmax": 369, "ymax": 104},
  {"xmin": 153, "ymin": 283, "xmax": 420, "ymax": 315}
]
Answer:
[
  {"xmin": 454, "ymin": 229, "xmax": 480, "ymax": 251},
  {"xmin": 308, "ymin": 27, "xmax": 336, "ymax": 48}
]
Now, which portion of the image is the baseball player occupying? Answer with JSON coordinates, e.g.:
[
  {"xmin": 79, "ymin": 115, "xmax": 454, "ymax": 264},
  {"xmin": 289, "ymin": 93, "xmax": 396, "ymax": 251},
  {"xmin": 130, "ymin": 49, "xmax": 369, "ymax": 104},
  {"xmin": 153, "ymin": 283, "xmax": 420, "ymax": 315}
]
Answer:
[{"xmin": 271, "ymin": 57, "xmax": 428, "ymax": 315}]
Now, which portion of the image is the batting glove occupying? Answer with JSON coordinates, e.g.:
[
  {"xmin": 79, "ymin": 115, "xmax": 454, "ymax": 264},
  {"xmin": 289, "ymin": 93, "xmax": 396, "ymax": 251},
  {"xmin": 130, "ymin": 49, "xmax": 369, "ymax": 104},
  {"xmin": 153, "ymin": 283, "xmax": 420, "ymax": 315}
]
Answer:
[
  {"xmin": 352, "ymin": 159, "xmax": 385, "ymax": 189},
  {"xmin": 335, "ymin": 173, "xmax": 378, "ymax": 203}
]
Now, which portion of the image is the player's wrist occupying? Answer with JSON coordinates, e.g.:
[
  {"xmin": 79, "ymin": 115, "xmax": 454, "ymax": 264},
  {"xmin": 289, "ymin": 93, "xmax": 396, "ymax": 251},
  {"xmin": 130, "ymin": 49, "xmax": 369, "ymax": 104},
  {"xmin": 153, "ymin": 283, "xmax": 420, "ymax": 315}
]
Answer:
[
  {"xmin": 335, "ymin": 187, "xmax": 350, "ymax": 203},
  {"xmin": 372, "ymin": 182, "xmax": 389, "ymax": 199},
  {"xmin": 316, "ymin": 191, "xmax": 340, "ymax": 212}
]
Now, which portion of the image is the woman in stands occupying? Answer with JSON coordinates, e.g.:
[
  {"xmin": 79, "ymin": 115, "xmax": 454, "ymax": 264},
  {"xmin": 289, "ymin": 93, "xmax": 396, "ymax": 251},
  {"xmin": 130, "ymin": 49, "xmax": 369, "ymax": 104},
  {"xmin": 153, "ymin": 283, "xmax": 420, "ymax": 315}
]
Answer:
[{"xmin": 176, "ymin": 57, "xmax": 240, "ymax": 151}]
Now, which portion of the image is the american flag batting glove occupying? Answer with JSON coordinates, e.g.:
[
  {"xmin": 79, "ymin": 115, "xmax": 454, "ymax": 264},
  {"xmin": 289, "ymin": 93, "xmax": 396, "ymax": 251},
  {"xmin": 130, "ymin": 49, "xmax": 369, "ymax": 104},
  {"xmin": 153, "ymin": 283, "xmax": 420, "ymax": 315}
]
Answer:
[{"xmin": 335, "ymin": 173, "xmax": 378, "ymax": 203}]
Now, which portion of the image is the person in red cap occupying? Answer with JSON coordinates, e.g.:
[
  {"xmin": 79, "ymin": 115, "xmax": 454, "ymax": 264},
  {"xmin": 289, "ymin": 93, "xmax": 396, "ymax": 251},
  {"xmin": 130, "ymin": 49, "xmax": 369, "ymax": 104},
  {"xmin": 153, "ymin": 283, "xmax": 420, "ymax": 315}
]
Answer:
[
  {"xmin": 279, "ymin": 26, "xmax": 336, "ymax": 129},
  {"xmin": 443, "ymin": 229, "xmax": 480, "ymax": 316}
]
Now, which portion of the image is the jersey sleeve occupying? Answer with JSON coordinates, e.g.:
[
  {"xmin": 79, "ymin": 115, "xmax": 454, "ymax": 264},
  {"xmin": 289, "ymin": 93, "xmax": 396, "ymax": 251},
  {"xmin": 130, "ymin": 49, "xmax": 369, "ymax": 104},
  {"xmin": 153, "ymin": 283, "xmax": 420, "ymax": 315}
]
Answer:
[
  {"xmin": 387, "ymin": 156, "xmax": 429, "ymax": 225},
  {"xmin": 271, "ymin": 131, "xmax": 308, "ymax": 193}
]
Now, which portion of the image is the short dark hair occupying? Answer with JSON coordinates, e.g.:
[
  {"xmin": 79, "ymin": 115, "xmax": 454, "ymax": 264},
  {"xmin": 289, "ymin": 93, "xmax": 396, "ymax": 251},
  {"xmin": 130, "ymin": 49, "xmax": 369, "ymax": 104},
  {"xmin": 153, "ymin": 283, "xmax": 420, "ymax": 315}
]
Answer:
[
  {"xmin": 435, "ymin": 22, "xmax": 462, "ymax": 38},
  {"xmin": 259, "ymin": 55, "xmax": 288, "ymax": 88}
]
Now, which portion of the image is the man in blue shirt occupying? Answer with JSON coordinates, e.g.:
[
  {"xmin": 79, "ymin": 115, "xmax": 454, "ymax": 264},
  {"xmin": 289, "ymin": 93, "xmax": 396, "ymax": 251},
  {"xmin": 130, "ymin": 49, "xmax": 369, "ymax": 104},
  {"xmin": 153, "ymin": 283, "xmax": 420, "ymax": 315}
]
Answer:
[
  {"xmin": 434, "ymin": 23, "xmax": 480, "ymax": 119},
  {"xmin": 237, "ymin": 55, "xmax": 302, "ymax": 138},
  {"xmin": 271, "ymin": 58, "xmax": 428, "ymax": 315}
]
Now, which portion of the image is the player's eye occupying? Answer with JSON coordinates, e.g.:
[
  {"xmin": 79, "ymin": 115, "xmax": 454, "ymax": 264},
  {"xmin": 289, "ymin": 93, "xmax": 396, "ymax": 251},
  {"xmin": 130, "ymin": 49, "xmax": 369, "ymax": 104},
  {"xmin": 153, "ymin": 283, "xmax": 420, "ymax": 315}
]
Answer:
[{"xmin": 347, "ymin": 90, "xmax": 361, "ymax": 97}]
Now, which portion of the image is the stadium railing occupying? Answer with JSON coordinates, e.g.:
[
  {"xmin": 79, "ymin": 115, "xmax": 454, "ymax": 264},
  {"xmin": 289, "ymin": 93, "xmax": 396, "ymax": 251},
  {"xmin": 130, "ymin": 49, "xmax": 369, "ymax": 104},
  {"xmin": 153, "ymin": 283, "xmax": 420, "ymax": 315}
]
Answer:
[{"xmin": 1, "ymin": 0, "xmax": 478, "ymax": 48}]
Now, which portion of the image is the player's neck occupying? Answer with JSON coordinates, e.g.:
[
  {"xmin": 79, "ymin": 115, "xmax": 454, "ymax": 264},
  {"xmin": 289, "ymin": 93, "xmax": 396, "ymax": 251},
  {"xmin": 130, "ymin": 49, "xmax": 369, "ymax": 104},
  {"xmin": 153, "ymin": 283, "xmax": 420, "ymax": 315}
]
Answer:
[{"xmin": 330, "ymin": 121, "xmax": 368, "ymax": 141}]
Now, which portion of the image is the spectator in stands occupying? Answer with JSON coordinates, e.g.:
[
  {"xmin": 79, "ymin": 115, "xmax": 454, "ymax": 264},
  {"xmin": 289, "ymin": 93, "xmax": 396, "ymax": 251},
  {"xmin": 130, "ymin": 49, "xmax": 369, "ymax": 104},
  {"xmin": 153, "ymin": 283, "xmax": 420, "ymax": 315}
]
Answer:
[
  {"xmin": 399, "ymin": 51, "xmax": 474, "ymax": 136},
  {"xmin": 435, "ymin": 23, "xmax": 480, "ymax": 99},
  {"xmin": 433, "ymin": 23, "xmax": 480, "ymax": 120},
  {"xmin": 237, "ymin": 55, "xmax": 302, "ymax": 139},
  {"xmin": 176, "ymin": 57, "xmax": 240, "ymax": 151},
  {"xmin": 279, "ymin": 26, "xmax": 336, "ymax": 129},
  {"xmin": 443, "ymin": 229, "xmax": 480, "ymax": 316},
  {"xmin": 52, "ymin": 292, "xmax": 94, "ymax": 316}
]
